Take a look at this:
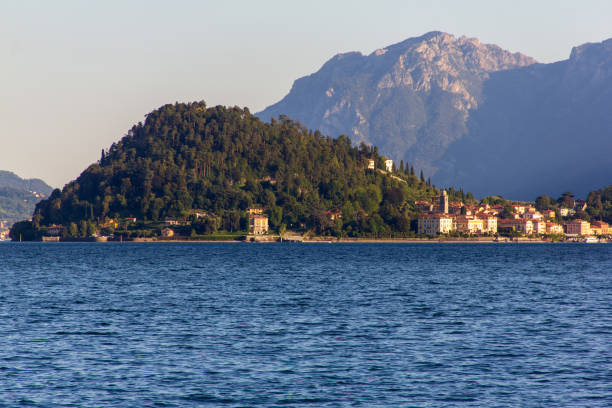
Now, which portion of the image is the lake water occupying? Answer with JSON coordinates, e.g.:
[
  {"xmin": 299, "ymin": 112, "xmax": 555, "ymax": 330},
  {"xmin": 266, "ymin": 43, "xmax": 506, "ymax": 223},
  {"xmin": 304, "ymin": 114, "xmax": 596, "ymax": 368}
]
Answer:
[{"xmin": 0, "ymin": 243, "xmax": 610, "ymax": 407}]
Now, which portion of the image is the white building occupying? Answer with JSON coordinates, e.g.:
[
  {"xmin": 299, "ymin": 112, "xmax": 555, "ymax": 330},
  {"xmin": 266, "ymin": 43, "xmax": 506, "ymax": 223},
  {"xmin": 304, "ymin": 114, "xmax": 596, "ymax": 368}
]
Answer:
[
  {"xmin": 546, "ymin": 222, "xmax": 564, "ymax": 235},
  {"xmin": 384, "ymin": 158, "xmax": 393, "ymax": 172},
  {"xmin": 456, "ymin": 216, "xmax": 483, "ymax": 234},
  {"xmin": 418, "ymin": 214, "xmax": 454, "ymax": 235},
  {"xmin": 481, "ymin": 216, "xmax": 498, "ymax": 234},
  {"xmin": 532, "ymin": 219, "xmax": 547, "ymax": 234}
]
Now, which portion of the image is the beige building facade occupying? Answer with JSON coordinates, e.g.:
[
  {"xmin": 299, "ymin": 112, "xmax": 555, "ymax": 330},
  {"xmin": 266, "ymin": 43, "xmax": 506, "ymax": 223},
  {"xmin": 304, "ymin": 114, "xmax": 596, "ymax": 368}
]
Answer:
[
  {"xmin": 249, "ymin": 215, "xmax": 269, "ymax": 235},
  {"xmin": 565, "ymin": 219, "xmax": 591, "ymax": 236},
  {"xmin": 418, "ymin": 214, "xmax": 454, "ymax": 235}
]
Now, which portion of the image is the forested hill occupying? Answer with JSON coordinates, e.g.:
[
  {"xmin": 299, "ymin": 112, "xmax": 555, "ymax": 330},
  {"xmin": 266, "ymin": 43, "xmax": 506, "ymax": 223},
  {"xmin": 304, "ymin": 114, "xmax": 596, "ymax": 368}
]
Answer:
[{"xmin": 18, "ymin": 102, "xmax": 453, "ymax": 239}]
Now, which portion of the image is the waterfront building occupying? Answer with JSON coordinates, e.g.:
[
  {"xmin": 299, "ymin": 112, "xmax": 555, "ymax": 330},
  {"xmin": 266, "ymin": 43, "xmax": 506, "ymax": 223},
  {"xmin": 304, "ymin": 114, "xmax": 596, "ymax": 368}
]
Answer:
[
  {"xmin": 249, "ymin": 215, "xmax": 269, "ymax": 235},
  {"xmin": 481, "ymin": 215, "xmax": 498, "ymax": 234},
  {"xmin": 532, "ymin": 219, "xmax": 547, "ymax": 234},
  {"xmin": 546, "ymin": 222, "xmax": 564, "ymax": 235},
  {"xmin": 418, "ymin": 214, "xmax": 454, "ymax": 235},
  {"xmin": 590, "ymin": 221, "xmax": 609, "ymax": 235},
  {"xmin": 498, "ymin": 219, "xmax": 533, "ymax": 234},
  {"xmin": 565, "ymin": 219, "xmax": 592, "ymax": 236},
  {"xmin": 456, "ymin": 215, "xmax": 484, "ymax": 234}
]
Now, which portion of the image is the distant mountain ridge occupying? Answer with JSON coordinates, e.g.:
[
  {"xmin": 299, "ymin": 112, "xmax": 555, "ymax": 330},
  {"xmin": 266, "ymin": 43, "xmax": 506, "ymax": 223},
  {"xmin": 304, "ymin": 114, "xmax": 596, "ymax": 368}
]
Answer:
[
  {"xmin": 258, "ymin": 32, "xmax": 612, "ymax": 199},
  {"xmin": 435, "ymin": 37, "xmax": 612, "ymax": 199},
  {"xmin": 0, "ymin": 171, "xmax": 52, "ymax": 222},
  {"xmin": 258, "ymin": 32, "xmax": 536, "ymax": 188},
  {"xmin": 0, "ymin": 170, "xmax": 53, "ymax": 196}
]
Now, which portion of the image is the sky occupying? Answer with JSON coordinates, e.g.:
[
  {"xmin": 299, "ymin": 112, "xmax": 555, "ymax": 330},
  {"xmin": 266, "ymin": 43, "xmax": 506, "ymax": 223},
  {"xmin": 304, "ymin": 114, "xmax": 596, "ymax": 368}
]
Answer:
[{"xmin": 2, "ymin": 0, "xmax": 612, "ymax": 187}]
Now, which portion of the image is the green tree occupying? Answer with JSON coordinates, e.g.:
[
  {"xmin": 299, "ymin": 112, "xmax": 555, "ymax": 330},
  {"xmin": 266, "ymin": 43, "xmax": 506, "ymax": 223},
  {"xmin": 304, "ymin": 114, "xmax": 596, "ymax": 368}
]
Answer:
[
  {"xmin": 69, "ymin": 222, "xmax": 78, "ymax": 237},
  {"xmin": 79, "ymin": 220, "xmax": 88, "ymax": 238},
  {"xmin": 535, "ymin": 195, "xmax": 554, "ymax": 211},
  {"xmin": 24, "ymin": 102, "xmax": 463, "ymax": 239}
]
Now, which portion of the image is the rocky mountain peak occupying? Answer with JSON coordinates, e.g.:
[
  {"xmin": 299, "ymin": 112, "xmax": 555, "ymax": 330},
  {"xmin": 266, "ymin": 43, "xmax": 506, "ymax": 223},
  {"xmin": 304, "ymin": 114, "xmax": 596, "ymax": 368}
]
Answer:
[
  {"xmin": 569, "ymin": 38, "xmax": 612, "ymax": 61},
  {"xmin": 258, "ymin": 34, "xmax": 612, "ymax": 199},
  {"xmin": 373, "ymin": 32, "xmax": 535, "ymax": 107},
  {"xmin": 257, "ymin": 32, "xmax": 537, "ymax": 185}
]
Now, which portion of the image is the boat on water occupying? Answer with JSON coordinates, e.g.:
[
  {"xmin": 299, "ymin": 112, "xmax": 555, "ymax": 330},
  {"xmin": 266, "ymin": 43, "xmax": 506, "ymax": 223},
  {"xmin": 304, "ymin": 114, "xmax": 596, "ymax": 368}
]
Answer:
[{"xmin": 583, "ymin": 236, "xmax": 599, "ymax": 243}]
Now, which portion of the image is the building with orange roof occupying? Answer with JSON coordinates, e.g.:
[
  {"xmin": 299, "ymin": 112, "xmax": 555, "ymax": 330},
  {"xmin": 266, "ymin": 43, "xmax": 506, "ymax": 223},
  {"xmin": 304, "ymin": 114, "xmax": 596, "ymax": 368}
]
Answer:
[
  {"xmin": 546, "ymin": 222, "xmax": 564, "ymax": 235},
  {"xmin": 414, "ymin": 200, "xmax": 434, "ymax": 212},
  {"xmin": 455, "ymin": 215, "xmax": 484, "ymax": 234},
  {"xmin": 590, "ymin": 221, "xmax": 609, "ymax": 235},
  {"xmin": 480, "ymin": 215, "xmax": 498, "ymax": 234},
  {"xmin": 498, "ymin": 219, "xmax": 533, "ymax": 234}
]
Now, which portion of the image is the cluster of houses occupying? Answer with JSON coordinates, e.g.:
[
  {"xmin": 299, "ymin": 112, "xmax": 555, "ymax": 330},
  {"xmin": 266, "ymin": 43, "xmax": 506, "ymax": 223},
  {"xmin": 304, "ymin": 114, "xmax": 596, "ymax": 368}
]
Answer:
[
  {"xmin": 417, "ymin": 191, "xmax": 609, "ymax": 238},
  {"xmin": 36, "ymin": 208, "xmax": 271, "ymax": 240}
]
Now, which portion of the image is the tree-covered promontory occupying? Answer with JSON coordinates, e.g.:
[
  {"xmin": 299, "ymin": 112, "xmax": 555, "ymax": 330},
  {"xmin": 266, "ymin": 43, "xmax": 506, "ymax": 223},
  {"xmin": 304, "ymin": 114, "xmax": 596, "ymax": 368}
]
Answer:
[{"xmin": 14, "ymin": 102, "xmax": 449, "ymax": 240}]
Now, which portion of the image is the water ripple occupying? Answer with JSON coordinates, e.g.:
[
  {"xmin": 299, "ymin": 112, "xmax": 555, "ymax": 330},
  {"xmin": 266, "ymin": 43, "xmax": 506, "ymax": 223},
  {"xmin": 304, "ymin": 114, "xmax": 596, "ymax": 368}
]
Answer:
[{"xmin": 0, "ymin": 242, "xmax": 610, "ymax": 407}]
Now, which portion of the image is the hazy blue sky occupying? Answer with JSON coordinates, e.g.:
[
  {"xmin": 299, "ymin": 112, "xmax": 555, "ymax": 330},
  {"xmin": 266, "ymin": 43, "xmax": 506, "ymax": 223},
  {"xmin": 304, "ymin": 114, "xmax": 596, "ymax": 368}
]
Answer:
[{"xmin": 2, "ymin": 0, "xmax": 612, "ymax": 187}]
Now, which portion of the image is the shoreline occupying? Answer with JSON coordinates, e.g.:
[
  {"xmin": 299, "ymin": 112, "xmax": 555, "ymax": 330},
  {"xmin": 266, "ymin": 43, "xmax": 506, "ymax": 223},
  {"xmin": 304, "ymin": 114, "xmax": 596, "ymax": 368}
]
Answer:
[{"xmin": 10, "ymin": 237, "xmax": 609, "ymax": 244}]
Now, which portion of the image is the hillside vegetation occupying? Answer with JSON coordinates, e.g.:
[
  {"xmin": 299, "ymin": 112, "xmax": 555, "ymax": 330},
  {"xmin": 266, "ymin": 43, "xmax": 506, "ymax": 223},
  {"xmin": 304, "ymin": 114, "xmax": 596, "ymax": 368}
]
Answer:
[
  {"xmin": 586, "ymin": 185, "xmax": 612, "ymax": 224},
  {"xmin": 14, "ymin": 102, "xmax": 455, "ymax": 240},
  {"xmin": 0, "ymin": 187, "xmax": 42, "ymax": 221}
]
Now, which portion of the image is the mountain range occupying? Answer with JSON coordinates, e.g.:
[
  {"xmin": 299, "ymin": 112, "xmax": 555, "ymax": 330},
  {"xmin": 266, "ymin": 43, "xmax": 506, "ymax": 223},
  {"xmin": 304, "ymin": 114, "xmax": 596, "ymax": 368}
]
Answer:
[
  {"xmin": 258, "ymin": 32, "xmax": 612, "ymax": 200},
  {"xmin": 0, "ymin": 171, "xmax": 52, "ymax": 223}
]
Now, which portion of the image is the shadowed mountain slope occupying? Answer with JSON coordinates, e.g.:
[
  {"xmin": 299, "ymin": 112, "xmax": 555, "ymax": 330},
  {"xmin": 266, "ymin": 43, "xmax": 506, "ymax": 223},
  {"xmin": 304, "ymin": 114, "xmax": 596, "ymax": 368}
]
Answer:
[
  {"xmin": 258, "ymin": 32, "xmax": 612, "ymax": 199},
  {"xmin": 258, "ymin": 31, "xmax": 535, "ymax": 185}
]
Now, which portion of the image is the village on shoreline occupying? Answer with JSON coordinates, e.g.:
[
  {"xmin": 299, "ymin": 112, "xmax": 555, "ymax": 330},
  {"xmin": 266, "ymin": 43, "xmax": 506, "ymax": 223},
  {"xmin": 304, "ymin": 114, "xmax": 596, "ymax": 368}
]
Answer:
[
  {"xmin": 4, "ymin": 191, "xmax": 610, "ymax": 243},
  {"xmin": 2, "ymin": 155, "xmax": 610, "ymax": 244},
  {"xmin": 413, "ymin": 190, "xmax": 610, "ymax": 243}
]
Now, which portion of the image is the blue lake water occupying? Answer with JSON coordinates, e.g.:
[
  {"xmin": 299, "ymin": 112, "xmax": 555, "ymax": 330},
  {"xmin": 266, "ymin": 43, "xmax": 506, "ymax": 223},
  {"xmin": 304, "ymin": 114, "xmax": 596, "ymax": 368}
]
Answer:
[{"xmin": 0, "ymin": 242, "xmax": 610, "ymax": 407}]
